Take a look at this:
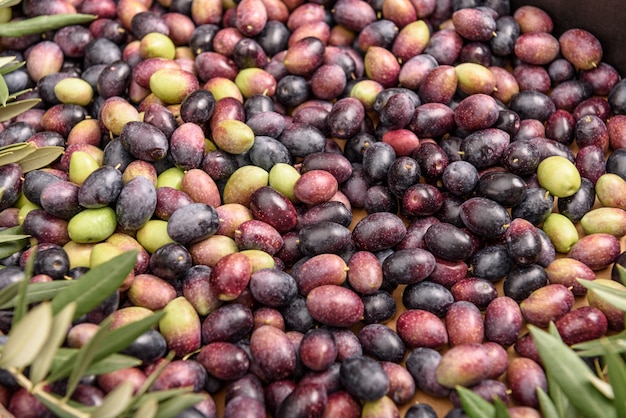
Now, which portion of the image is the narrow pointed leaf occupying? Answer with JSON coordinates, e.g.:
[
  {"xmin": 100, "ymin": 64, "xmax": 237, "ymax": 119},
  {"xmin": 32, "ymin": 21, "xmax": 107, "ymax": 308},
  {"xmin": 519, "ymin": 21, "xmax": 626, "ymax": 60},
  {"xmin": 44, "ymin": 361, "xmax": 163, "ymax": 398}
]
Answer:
[
  {"xmin": 17, "ymin": 146, "xmax": 65, "ymax": 173},
  {"xmin": 578, "ymin": 278, "xmax": 626, "ymax": 312},
  {"xmin": 0, "ymin": 280, "xmax": 73, "ymax": 310},
  {"xmin": 0, "ymin": 142, "xmax": 32, "ymax": 153},
  {"xmin": 50, "ymin": 348, "xmax": 141, "ymax": 378},
  {"xmin": 529, "ymin": 326, "xmax": 616, "ymax": 418},
  {"xmin": 537, "ymin": 387, "xmax": 560, "ymax": 418},
  {"xmin": 132, "ymin": 387, "xmax": 198, "ymax": 415},
  {"xmin": 12, "ymin": 247, "xmax": 35, "ymax": 325},
  {"xmin": 0, "ymin": 56, "xmax": 18, "ymax": 68},
  {"xmin": 493, "ymin": 398, "xmax": 510, "ymax": 418},
  {"xmin": 64, "ymin": 317, "xmax": 113, "ymax": 399},
  {"xmin": 0, "ymin": 14, "xmax": 98, "ymax": 37},
  {"xmin": 0, "ymin": 238, "xmax": 29, "ymax": 259},
  {"xmin": 0, "ymin": 302, "xmax": 52, "ymax": 369},
  {"xmin": 605, "ymin": 340, "xmax": 626, "ymax": 418},
  {"xmin": 50, "ymin": 250, "xmax": 137, "ymax": 319},
  {"xmin": 617, "ymin": 264, "xmax": 626, "ymax": 287},
  {"xmin": 92, "ymin": 381, "xmax": 135, "ymax": 418},
  {"xmin": 154, "ymin": 394, "xmax": 208, "ymax": 418},
  {"xmin": 0, "ymin": 98, "xmax": 41, "ymax": 122},
  {"xmin": 0, "ymin": 281, "xmax": 21, "ymax": 309},
  {"xmin": 546, "ymin": 323, "xmax": 579, "ymax": 418},
  {"xmin": 34, "ymin": 391, "xmax": 85, "ymax": 418},
  {"xmin": 0, "ymin": 142, "xmax": 37, "ymax": 166},
  {"xmin": 133, "ymin": 397, "xmax": 158, "ymax": 418},
  {"xmin": 0, "ymin": 74, "xmax": 9, "ymax": 106},
  {"xmin": 29, "ymin": 303, "xmax": 76, "ymax": 385},
  {"xmin": 6, "ymin": 87, "xmax": 33, "ymax": 100},
  {"xmin": 0, "ymin": 61, "xmax": 26, "ymax": 76},
  {"xmin": 0, "ymin": 235, "xmax": 29, "ymax": 243},
  {"xmin": 47, "ymin": 312, "xmax": 163, "ymax": 383},
  {"xmin": 134, "ymin": 351, "xmax": 174, "ymax": 401},
  {"xmin": 456, "ymin": 385, "xmax": 495, "ymax": 418},
  {"xmin": 0, "ymin": 0, "xmax": 21, "ymax": 8}
]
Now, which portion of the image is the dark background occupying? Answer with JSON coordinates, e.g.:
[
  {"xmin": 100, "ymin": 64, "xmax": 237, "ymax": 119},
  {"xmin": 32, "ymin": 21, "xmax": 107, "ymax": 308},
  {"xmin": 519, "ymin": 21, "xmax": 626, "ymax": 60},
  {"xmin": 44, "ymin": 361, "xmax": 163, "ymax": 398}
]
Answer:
[{"xmin": 510, "ymin": 0, "xmax": 626, "ymax": 75}]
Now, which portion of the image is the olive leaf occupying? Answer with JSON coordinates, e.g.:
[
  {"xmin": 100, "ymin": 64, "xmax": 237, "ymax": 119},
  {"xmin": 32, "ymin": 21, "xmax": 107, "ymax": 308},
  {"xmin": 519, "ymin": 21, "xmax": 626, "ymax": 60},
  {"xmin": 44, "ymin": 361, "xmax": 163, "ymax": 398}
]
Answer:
[
  {"xmin": 604, "ymin": 338, "xmax": 626, "ymax": 418},
  {"xmin": 0, "ymin": 236, "xmax": 28, "ymax": 259},
  {"xmin": 0, "ymin": 60, "xmax": 25, "ymax": 76},
  {"xmin": 0, "ymin": 0, "xmax": 21, "ymax": 8},
  {"xmin": 133, "ymin": 397, "xmax": 158, "ymax": 418},
  {"xmin": 0, "ymin": 98, "xmax": 41, "ymax": 122},
  {"xmin": 0, "ymin": 55, "xmax": 18, "ymax": 69},
  {"xmin": 12, "ymin": 244, "xmax": 35, "ymax": 326},
  {"xmin": 16, "ymin": 145, "xmax": 65, "ymax": 173},
  {"xmin": 34, "ymin": 392, "xmax": 85, "ymax": 418},
  {"xmin": 573, "ymin": 332, "xmax": 626, "ymax": 357},
  {"xmin": 537, "ymin": 387, "xmax": 559, "ymax": 418},
  {"xmin": 64, "ymin": 317, "xmax": 114, "ymax": 400},
  {"xmin": 456, "ymin": 385, "xmax": 495, "ymax": 418},
  {"xmin": 52, "ymin": 348, "xmax": 141, "ymax": 377},
  {"xmin": 50, "ymin": 250, "xmax": 137, "ymax": 319},
  {"xmin": 0, "ymin": 280, "xmax": 20, "ymax": 309},
  {"xmin": 578, "ymin": 278, "xmax": 626, "ymax": 312},
  {"xmin": 91, "ymin": 381, "xmax": 135, "ymax": 418},
  {"xmin": 153, "ymin": 394, "xmax": 208, "ymax": 418},
  {"xmin": 492, "ymin": 398, "xmax": 510, "ymax": 418},
  {"xmin": 29, "ymin": 303, "xmax": 76, "ymax": 385},
  {"xmin": 0, "ymin": 141, "xmax": 38, "ymax": 165},
  {"xmin": 546, "ymin": 323, "xmax": 581, "ymax": 418},
  {"xmin": 0, "ymin": 301, "xmax": 53, "ymax": 369},
  {"xmin": 0, "ymin": 14, "xmax": 98, "ymax": 37},
  {"xmin": 0, "ymin": 234, "xmax": 29, "ymax": 243},
  {"xmin": 0, "ymin": 280, "xmax": 73, "ymax": 310},
  {"xmin": 0, "ymin": 74, "xmax": 9, "ymax": 106},
  {"xmin": 529, "ymin": 325, "xmax": 616, "ymax": 418}
]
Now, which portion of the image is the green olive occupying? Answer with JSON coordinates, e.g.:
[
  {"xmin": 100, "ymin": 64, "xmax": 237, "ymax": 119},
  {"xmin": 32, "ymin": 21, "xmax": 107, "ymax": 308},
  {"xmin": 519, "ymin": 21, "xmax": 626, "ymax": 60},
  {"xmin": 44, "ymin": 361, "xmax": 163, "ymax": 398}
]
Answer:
[
  {"xmin": 542, "ymin": 212, "xmax": 579, "ymax": 253},
  {"xmin": 536, "ymin": 155, "xmax": 581, "ymax": 198},
  {"xmin": 67, "ymin": 206, "xmax": 117, "ymax": 244}
]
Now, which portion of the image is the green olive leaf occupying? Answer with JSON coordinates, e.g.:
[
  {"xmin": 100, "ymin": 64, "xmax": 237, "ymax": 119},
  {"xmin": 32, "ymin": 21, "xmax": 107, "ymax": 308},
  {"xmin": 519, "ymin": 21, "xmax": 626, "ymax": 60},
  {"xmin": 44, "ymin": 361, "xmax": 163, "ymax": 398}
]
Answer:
[
  {"xmin": 0, "ymin": 280, "xmax": 20, "ymax": 310},
  {"xmin": 133, "ymin": 387, "xmax": 199, "ymax": 408},
  {"xmin": 0, "ymin": 0, "xmax": 21, "ymax": 8},
  {"xmin": 0, "ymin": 14, "xmax": 98, "ymax": 37},
  {"xmin": 616, "ymin": 264, "xmax": 626, "ymax": 286},
  {"xmin": 0, "ymin": 235, "xmax": 28, "ymax": 259},
  {"xmin": 51, "ymin": 348, "xmax": 141, "ymax": 378},
  {"xmin": 64, "ymin": 317, "xmax": 114, "ymax": 400},
  {"xmin": 604, "ymin": 338, "xmax": 626, "ymax": 418},
  {"xmin": 0, "ymin": 280, "xmax": 73, "ymax": 310},
  {"xmin": 492, "ymin": 398, "xmax": 510, "ymax": 418},
  {"xmin": 29, "ymin": 302, "xmax": 76, "ymax": 385},
  {"xmin": 0, "ymin": 98, "xmax": 41, "ymax": 122},
  {"xmin": 34, "ymin": 391, "xmax": 86, "ymax": 418},
  {"xmin": 456, "ymin": 385, "xmax": 495, "ymax": 418},
  {"xmin": 545, "ymin": 323, "xmax": 579, "ymax": 418},
  {"xmin": 50, "ymin": 250, "xmax": 137, "ymax": 319},
  {"xmin": 12, "ymin": 248, "xmax": 35, "ymax": 326},
  {"xmin": 0, "ymin": 74, "xmax": 9, "ymax": 106},
  {"xmin": 573, "ymin": 332, "xmax": 626, "ymax": 357},
  {"xmin": 529, "ymin": 325, "xmax": 616, "ymax": 418},
  {"xmin": 0, "ymin": 234, "xmax": 29, "ymax": 243},
  {"xmin": 537, "ymin": 386, "xmax": 560, "ymax": 418},
  {"xmin": 0, "ymin": 55, "xmax": 18, "ymax": 69},
  {"xmin": 0, "ymin": 301, "xmax": 53, "ymax": 369},
  {"xmin": 91, "ymin": 381, "xmax": 135, "ymax": 418},
  {"xmin": 0, "ymin": 141, "xmax": 38, "ymax": 165},
  {"xmin": 0, "ymin": 60, "xmax": 25, "ymax": 76},
  {"xmin": 578, "ymin": 278, "xmax": 626, "ymax": 312},
  {"xmin": 154, "ymin": 394, "xmax": 208, "ymax": 418},
  {"xmin": 16, "ymin": 145, "xmax": 65, "ymax": 173},
  {"xmin": 133, "ymin": 397, "xmax": 158, "ymax": 418}
]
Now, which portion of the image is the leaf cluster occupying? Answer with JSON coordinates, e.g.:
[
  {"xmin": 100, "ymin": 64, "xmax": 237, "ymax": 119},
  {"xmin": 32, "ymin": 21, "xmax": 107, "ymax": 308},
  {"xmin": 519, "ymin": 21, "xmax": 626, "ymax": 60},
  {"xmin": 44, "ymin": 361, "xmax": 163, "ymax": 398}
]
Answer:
[
  {"xmin": 0, "ymin": 251, "xmax": 206, "ymax": 418},
  {"xmin": 459, "ymin": 265, "xmax": 626, "ymax": 418}
]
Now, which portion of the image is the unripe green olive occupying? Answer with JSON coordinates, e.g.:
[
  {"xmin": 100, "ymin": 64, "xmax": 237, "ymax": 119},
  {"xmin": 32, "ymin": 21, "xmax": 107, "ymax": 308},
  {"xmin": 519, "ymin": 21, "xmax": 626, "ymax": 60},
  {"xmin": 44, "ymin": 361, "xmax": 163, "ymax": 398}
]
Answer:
[
  {"xmin": 67, "ymin": 207, "xmax": 117, "ymax": 244},
  {"xmin": 537, "ymin": 155, "xmax": 581, "ymax": 198}
]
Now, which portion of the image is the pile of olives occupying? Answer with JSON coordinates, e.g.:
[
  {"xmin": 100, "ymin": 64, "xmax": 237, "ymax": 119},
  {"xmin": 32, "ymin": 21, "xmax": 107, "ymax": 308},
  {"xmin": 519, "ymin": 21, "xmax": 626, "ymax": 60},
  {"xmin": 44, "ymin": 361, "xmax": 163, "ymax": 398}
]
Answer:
[{"xmin": 2, "ymin": 0, "xmax": 626, "ymax": 417}]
